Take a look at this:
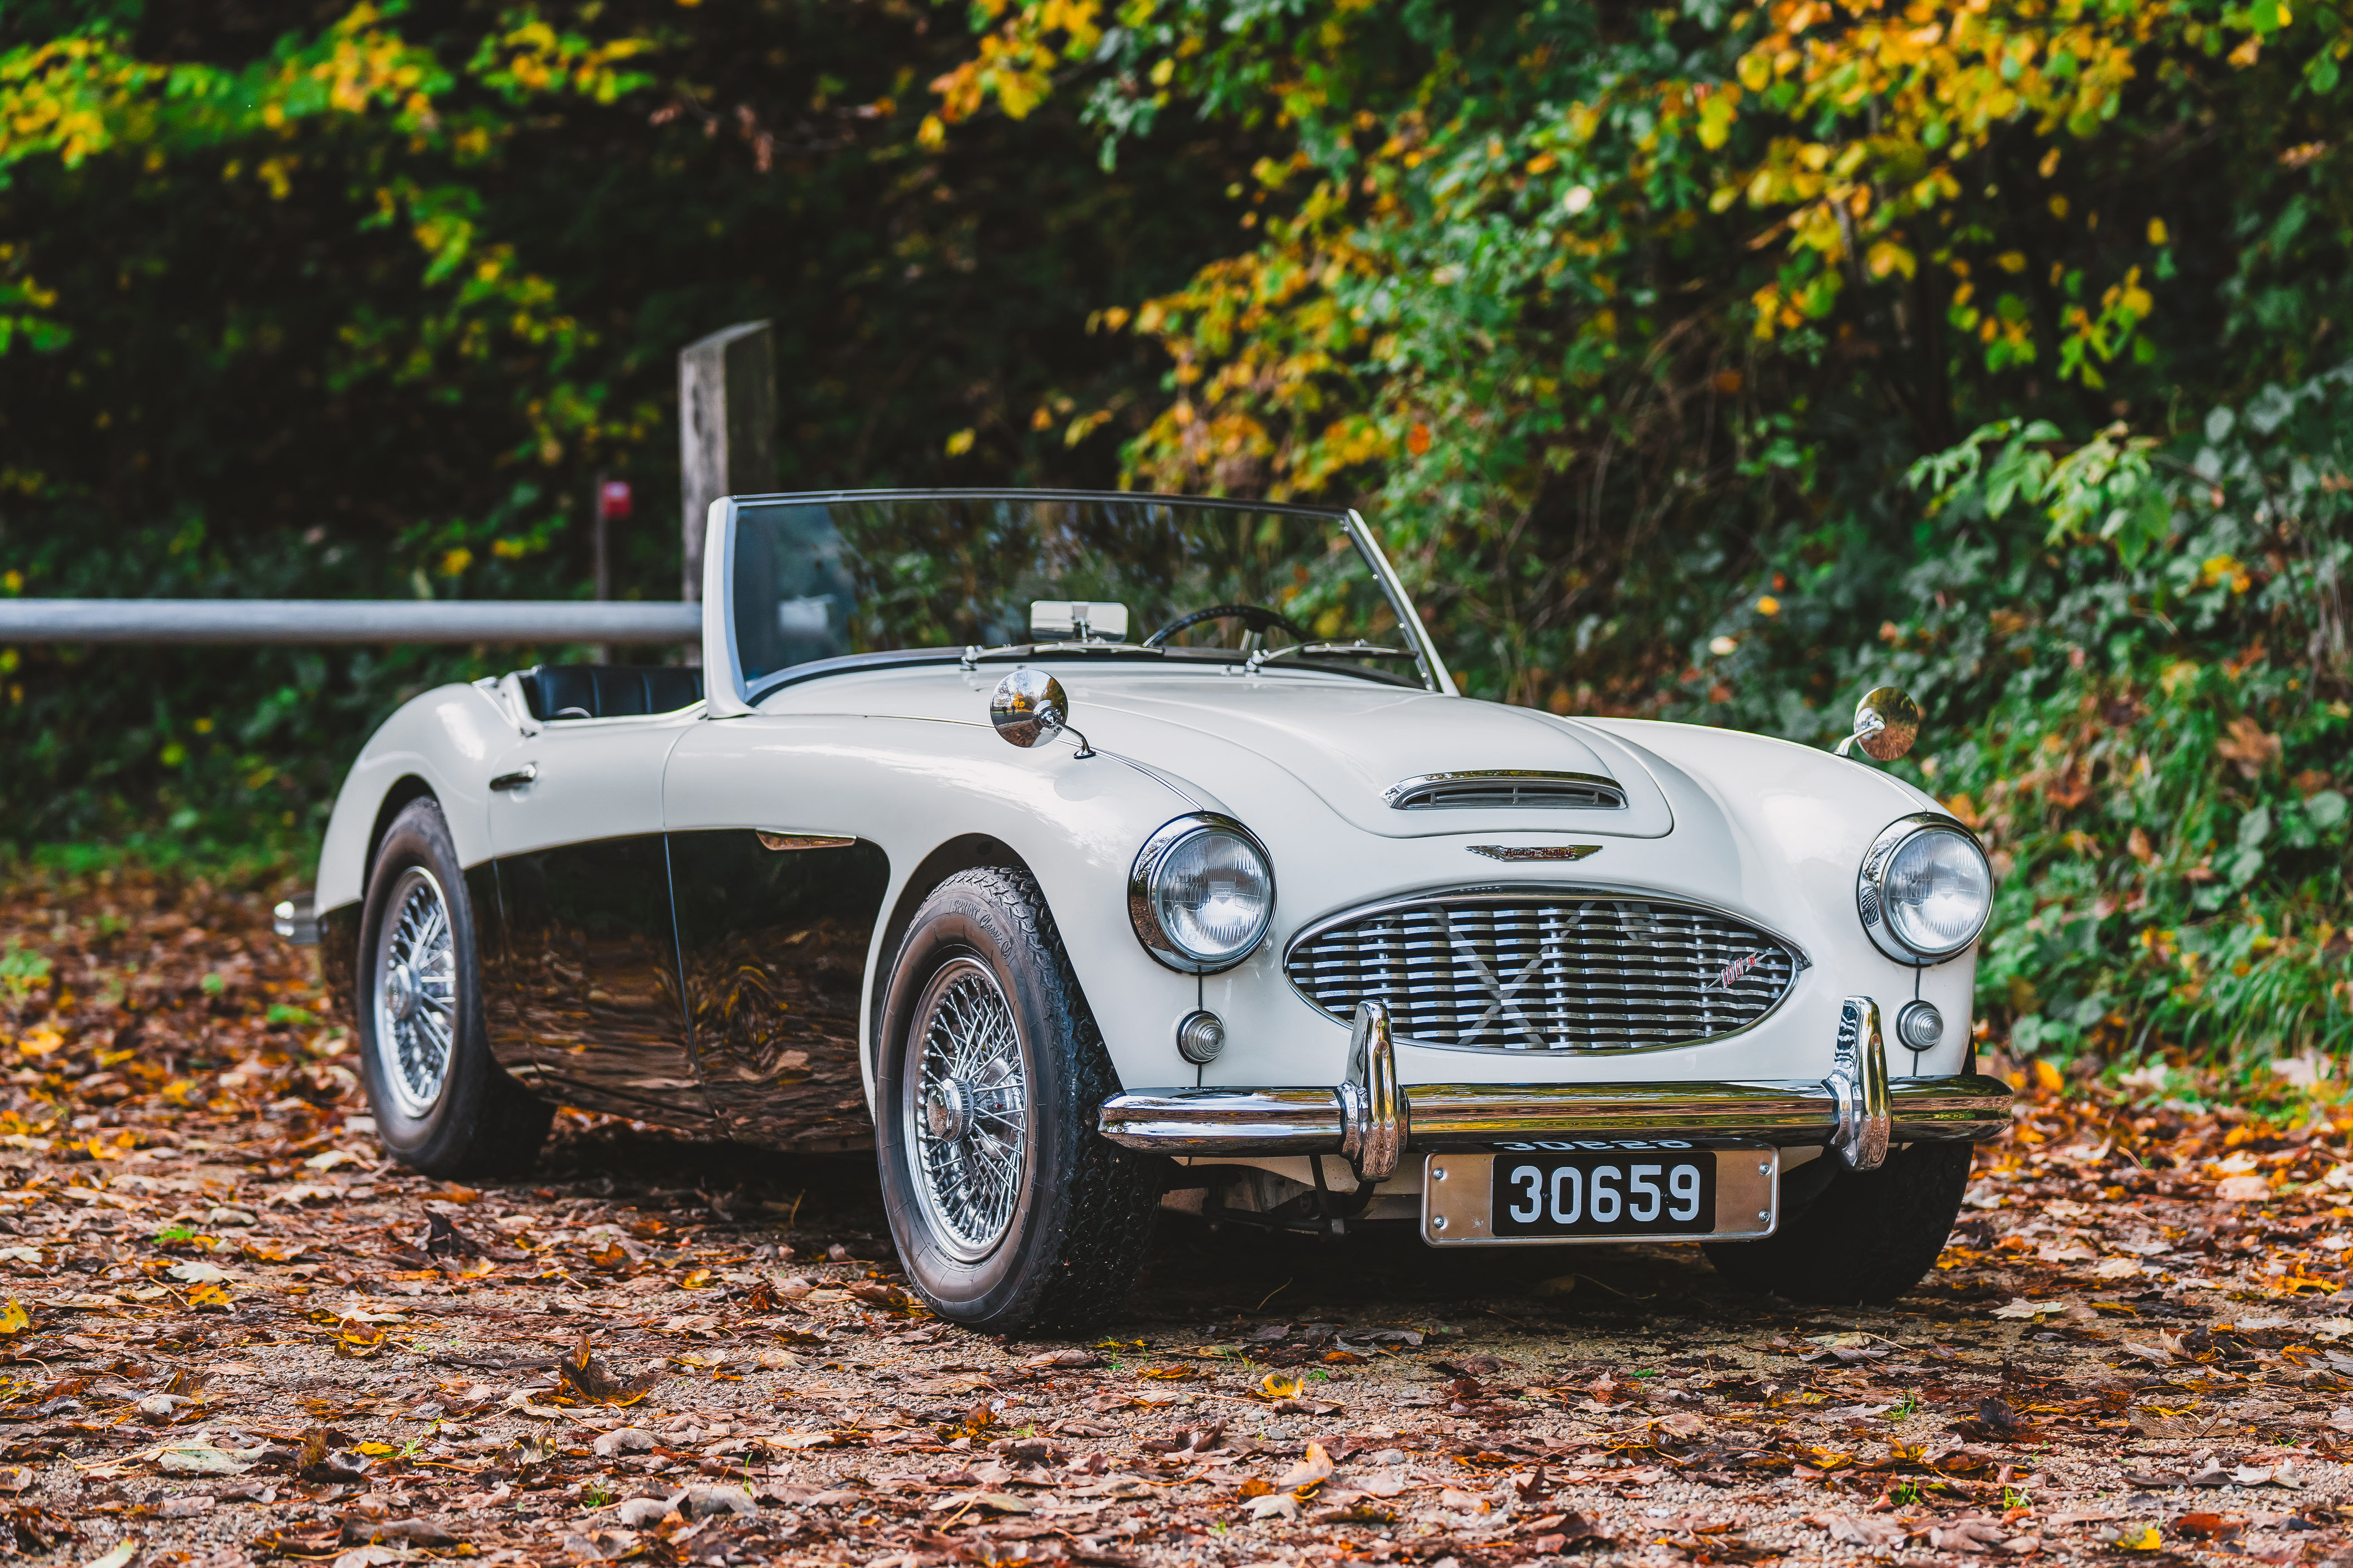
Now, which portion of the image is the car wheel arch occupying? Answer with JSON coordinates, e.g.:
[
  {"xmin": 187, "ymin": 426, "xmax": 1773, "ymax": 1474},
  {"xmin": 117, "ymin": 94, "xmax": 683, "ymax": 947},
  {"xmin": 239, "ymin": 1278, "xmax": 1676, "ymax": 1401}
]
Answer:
[
  {"xmin": 364, "ymin": 775, "xmax": 442, "ymax": 898},
  {"xmin": 866, "ymin": 833, "xmax": 1037, "ymax": 1066}
]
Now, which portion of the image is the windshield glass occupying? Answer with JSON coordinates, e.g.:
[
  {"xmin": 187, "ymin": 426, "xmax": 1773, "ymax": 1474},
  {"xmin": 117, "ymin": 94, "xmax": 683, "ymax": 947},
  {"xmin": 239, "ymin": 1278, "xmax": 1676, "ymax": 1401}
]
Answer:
[{"xmin": 726, "ymin": 491, "xmax": 1431, "ymax": 693}]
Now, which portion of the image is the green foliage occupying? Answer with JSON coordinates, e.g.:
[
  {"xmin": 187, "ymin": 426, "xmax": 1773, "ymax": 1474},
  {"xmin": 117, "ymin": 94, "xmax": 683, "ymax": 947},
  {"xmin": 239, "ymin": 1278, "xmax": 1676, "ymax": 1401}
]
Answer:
[
  {"xmin": 0, "ymin": 0, "xmax": 1254, "ymax": 844},
  {"xmin": 1683, "ymin": 368, "xmax": 2353, "ymax": 1062},
  {"xmin": 0, "ymin": 940, "xmax": 50, "ymax": 1005},
  {"xmin": 3, "ymin": 0, "xmax": 2350, "ymax": 1066}
]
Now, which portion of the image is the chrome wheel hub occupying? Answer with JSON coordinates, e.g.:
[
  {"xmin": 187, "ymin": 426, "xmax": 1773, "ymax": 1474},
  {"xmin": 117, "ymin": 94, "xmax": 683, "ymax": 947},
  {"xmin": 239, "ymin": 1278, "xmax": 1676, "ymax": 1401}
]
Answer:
[
  {"xmin": 383, "ymin": 962, "xmax": 417, "ymax": 1021},
  {"xmin": 372, "ymin": 867, "xmax": 457, "ymax": 1120},
  {"xmin": 906, "ymin": 960, "xmax": 1029, "ymax": 1261},
  {"xmin": 924, "ymin": 1078, "xmax": 973, "ymax": 1142}
]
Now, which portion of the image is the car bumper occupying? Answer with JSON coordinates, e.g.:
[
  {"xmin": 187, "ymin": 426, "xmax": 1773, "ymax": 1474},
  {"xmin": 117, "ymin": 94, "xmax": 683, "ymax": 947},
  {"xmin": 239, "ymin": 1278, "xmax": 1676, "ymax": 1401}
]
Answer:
[{"xmin": 1098, "ymin": 996, "xmax": 2011, "ymax": 1176}]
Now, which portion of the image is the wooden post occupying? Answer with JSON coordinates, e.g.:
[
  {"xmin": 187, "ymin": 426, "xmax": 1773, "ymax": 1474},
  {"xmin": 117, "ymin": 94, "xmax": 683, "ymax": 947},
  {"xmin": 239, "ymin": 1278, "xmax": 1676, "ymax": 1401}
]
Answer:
[{"xmin": 678, "ymin": 321, "xmax": 779, "ymax": 612}]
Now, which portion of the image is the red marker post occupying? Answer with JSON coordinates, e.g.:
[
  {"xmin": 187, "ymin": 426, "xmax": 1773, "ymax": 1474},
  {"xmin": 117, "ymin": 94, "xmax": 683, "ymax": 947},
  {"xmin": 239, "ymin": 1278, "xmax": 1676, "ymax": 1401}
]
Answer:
[
  {"xmin": 594, "ymin": 478, "xmax": 633, "ymax": 603},
  {"xmin": 592, "ymin": 476, "xmax": 633, "ymax": 662}
]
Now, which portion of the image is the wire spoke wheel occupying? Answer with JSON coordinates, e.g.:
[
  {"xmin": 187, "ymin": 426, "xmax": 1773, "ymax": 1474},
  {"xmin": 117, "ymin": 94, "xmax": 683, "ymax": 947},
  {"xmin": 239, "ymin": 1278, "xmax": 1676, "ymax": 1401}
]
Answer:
[
  {"xmin": 372, "ymin": 865, "xmax": 458, "ymax": 1120},
  {"xmin": 906, "ymin": 957, "xmax": 1030, "ymax": 1261}
]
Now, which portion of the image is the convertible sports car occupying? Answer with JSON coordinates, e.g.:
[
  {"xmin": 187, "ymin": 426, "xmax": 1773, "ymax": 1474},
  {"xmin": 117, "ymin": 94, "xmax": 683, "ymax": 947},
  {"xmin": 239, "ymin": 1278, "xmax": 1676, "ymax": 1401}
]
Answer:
[{"xmin": 289, "ymin": 490, "xmax": 2012, "ymax": 1328}]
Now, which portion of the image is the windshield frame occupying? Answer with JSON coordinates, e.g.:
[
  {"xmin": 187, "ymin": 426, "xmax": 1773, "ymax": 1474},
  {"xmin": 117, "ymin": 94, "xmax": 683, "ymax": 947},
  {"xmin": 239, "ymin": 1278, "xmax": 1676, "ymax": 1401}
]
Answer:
[{"xmin": 701, "ymin": 488, "xmax": 1455, "ymax": 715}]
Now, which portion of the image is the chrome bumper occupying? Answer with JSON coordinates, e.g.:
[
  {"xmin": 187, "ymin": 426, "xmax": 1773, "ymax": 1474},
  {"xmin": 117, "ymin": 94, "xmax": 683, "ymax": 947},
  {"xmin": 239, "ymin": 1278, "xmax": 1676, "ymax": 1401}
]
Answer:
[{"xmin": 1097, "ymin": 996, "xmax": 2012, "ymax": 1181}]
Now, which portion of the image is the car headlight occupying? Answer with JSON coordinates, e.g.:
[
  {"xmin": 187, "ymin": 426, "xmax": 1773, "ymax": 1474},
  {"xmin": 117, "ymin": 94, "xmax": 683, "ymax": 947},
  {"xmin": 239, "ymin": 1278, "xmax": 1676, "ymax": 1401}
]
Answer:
[
  {"xmin": 1858, "ymin": 814, "xmax": 1992, "ymax": 962},
  {"xmin": 1129, "ymin": 814, "xmax": 1275, "ymax": 973}
]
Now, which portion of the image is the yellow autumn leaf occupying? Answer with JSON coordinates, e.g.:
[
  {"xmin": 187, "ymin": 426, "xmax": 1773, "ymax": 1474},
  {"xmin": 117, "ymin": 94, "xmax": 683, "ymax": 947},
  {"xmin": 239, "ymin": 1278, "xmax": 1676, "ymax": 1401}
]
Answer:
[
  {"xmin": 1257, "ymin": 1372, "xmax": 1301, "ymax": 1399},
  {"xmin": 0, "ymin": 1300, "xmax": 27, "ymax": 1335}
]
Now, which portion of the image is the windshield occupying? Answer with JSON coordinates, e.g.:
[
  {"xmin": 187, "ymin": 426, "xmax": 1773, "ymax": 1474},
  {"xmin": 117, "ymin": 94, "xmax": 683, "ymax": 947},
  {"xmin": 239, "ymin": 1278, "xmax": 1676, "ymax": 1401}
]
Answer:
[{"xmin": 724, "ymin": 490, "xmax": 1436, "ymax": 695}]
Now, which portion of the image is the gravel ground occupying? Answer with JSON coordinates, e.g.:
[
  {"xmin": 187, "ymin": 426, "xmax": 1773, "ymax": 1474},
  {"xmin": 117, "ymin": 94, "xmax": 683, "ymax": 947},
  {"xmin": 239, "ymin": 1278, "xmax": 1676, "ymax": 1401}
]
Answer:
[{"xmin": 1, "ymin": 867, "xmax": 2349, "ymax": 1567}]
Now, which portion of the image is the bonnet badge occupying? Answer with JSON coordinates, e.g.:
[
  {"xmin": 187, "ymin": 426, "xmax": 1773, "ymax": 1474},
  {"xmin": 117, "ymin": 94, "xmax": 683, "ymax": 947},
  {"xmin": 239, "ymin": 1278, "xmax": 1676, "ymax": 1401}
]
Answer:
[
  {"xmin": 1466, "ymin": 844, "xmax": 1602, "ymax": 862},
  {"xmin": 1713, "ymin": 951, "xmax": 1768, "ymax": 990}
]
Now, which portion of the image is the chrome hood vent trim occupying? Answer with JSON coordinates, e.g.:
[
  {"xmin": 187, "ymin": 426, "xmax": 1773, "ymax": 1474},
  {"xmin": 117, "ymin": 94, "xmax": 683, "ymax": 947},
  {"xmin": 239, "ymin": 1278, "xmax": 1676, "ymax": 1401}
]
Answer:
[
  {"xmin": 1285, "ymin": 887, "xmax": 1804, "ymax": 1054},
  {"xmin": 1385, "ymin": 770, "xmax": 1626, "ymax": 811}
]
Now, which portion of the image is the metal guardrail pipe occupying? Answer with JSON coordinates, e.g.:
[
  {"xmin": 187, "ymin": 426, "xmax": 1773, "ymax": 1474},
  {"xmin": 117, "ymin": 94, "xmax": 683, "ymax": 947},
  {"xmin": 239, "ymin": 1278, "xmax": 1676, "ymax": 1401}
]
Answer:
[{"xmin": 0, "ymin": 599, "xmax": 701, "ymax": 644}]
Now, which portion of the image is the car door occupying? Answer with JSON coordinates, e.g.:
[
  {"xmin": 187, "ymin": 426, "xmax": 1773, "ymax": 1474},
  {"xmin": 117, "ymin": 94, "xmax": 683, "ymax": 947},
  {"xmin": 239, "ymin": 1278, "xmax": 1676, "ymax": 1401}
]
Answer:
[
  {"xmin": 484, "ymin": 714, "xmax": 716, "ymax": 1126},
  {"xmin": 662, "ymin": 718, "xmax": 891, "ymax": 1151}
]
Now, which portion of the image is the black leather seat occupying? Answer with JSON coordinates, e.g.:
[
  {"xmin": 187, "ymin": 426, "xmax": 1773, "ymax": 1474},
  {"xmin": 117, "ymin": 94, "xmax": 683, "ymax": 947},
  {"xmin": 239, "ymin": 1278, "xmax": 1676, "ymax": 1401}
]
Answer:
[{"xmin": 519, "ymin": 664, "xmax": 704, "ymax": 721}]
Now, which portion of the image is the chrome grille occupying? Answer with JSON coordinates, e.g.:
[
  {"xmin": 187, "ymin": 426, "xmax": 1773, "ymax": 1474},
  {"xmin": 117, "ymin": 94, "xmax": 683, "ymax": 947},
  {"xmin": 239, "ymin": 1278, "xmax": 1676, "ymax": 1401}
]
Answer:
[{"xmin": 1285, "ymin": 894, "xmax": 1800, "ymax": 1053}]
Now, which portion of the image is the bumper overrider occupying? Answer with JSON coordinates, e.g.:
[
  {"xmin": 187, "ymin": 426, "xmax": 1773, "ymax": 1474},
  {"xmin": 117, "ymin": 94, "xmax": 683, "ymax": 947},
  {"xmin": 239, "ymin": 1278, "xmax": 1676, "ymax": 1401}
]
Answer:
[{"xmin": 1096, "ymin": 996, "xmax": 2012, "ymax": 1183}]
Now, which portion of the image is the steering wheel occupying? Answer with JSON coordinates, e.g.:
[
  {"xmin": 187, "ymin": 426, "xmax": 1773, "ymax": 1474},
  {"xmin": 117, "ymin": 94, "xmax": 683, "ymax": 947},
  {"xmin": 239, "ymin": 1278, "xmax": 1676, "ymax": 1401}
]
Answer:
[{"xmin": 1142, "ymin": 603, "xmax": 1312, "ymax": 649}]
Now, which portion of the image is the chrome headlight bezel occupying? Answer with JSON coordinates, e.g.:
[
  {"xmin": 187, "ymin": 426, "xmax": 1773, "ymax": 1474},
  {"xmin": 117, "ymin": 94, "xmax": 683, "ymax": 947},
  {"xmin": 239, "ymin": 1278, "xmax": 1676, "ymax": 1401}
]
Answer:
[
  {"xmin": 1856, "ymin": 813, "xmax": 1992, "ymax": 964},
  {"xmin": 1128, "ymin": 813, "xmax": 1276, "ymax": 974}
]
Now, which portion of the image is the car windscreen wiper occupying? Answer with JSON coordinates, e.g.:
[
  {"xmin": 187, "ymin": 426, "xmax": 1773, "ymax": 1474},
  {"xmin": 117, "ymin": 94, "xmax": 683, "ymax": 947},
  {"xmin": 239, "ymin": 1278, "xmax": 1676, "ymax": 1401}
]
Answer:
[{"xmin": 1241, "ymin": 641, "xmax": 1415, "ymax": 675}]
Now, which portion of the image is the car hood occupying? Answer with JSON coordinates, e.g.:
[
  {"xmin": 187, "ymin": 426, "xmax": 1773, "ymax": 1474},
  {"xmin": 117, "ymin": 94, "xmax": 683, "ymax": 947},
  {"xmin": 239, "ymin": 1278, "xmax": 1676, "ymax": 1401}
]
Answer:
[{"xmin": 1075, "ymin": 678, "xmax": 1675, "ymax": 839}]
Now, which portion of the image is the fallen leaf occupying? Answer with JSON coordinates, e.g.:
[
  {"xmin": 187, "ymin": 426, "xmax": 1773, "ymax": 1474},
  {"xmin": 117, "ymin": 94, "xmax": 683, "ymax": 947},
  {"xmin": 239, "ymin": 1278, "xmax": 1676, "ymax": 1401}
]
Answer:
[
  {"xmin": 157, "ymin": 1446, "xmax": 257, "ymax": 1476},
  {"xmin": 1812, "ymin": 1513, "xmax": 1905, "ymax": 1548},
  {"xmin": 557, "ymin": 1336, "xmax": 658, "ymax": 1406},
  {"xmin": 1991, "ymin": 1298, "xmax": 2071, "ymax": 1320},
  {"xmin": 2170, "ymin": 1512, "xmax": 2242, "ymax": 1541},
  {"xmin": 1276, "ymin": 1442, "xmax": 1334, "ymax": 1493}
]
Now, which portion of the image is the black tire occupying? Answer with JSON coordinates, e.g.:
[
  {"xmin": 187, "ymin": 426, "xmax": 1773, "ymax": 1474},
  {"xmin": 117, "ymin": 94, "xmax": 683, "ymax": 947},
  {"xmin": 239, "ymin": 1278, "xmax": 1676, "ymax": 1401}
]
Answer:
[
  {"xmin": 355, "ymin": 798, "xmax": 552, "ymax": 1178},
  {"xmin": 874, "ymin": 867, "xmax": 1161, "ymax": 1332},
  {"xmin": 1704, "ymin": 1140, "xmax": 1974, "ymax": 1304}
]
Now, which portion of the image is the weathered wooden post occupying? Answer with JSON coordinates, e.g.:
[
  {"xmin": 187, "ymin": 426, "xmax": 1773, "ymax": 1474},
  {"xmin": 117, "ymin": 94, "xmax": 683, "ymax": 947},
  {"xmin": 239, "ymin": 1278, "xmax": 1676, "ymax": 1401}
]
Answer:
[{"xmin": 677, "ymin": 321, "xmax": 779, "ymax": 611}]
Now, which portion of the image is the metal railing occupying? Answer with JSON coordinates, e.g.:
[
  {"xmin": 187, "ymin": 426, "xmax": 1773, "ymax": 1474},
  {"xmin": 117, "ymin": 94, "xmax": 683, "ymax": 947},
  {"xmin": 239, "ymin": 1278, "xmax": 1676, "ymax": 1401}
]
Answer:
[{"xmin": 0, "ymin": 599, "xmax": 699, "ymax": 644}]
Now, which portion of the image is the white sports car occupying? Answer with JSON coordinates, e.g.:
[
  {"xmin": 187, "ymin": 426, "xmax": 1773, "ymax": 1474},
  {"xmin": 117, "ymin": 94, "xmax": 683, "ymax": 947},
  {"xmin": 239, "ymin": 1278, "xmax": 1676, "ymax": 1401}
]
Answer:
[{"xmin": 289, "ymin": 490, "xmax": 2009, "ymax": 1328}]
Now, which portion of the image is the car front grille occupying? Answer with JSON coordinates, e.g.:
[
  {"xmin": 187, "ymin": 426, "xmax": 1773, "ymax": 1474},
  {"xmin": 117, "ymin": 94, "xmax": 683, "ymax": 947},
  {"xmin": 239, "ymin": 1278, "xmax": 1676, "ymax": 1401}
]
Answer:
[{"xmin": 1285, "ymin": 893, "xmax": 1801, "ymax": 1053}]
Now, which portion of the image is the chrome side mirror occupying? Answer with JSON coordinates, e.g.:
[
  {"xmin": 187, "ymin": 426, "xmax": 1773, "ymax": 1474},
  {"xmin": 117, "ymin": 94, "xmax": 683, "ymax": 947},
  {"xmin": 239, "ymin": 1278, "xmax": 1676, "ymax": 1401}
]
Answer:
[
  {"xmin": 1836, "ymin": 685, "xmax": 1921, "ymax": 762},
  {"xmin": 989, "ymin": 669, "xmax": 1094, "ymax": 758}
]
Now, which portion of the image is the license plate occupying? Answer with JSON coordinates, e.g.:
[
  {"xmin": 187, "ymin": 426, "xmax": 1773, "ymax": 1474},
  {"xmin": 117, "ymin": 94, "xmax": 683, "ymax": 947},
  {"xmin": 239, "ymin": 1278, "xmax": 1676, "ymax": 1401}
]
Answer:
[{"xmin": 1420, "ymin": 1144, "xmax": 1778, "ymax": 1246}]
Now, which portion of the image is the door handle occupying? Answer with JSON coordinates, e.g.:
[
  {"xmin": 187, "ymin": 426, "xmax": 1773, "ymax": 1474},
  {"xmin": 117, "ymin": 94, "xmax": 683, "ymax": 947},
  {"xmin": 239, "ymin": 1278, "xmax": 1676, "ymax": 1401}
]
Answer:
[{"xmin": 489, "ymin": 763, "xmax": 538, "ymax": 792}]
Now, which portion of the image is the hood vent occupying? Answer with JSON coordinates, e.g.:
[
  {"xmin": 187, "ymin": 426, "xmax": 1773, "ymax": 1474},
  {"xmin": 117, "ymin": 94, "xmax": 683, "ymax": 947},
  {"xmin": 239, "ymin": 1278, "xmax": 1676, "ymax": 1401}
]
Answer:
[{"xmin": 1386, "ymin": 771, "xmax": 1626, "ymax": 811}]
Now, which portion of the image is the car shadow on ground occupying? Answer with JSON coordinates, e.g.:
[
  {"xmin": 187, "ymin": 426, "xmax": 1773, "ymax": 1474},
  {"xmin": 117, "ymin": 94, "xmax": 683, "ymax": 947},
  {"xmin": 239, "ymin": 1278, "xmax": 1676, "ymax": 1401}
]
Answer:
[{"xmin": 539, "ymin": 1116, "xmax": 1766, "ymax": 1338}]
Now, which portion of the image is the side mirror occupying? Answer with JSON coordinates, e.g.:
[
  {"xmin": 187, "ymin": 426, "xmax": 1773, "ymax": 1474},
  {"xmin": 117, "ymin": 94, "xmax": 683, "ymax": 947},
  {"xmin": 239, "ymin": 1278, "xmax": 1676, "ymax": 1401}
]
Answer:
[
  {"xmin": 1837, "ymin": 686, "xmax": 1921, "ymax": 762},
  {"xmin": 990, "ymin": 669, "xmax": 1094, "ymax": 758}
]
